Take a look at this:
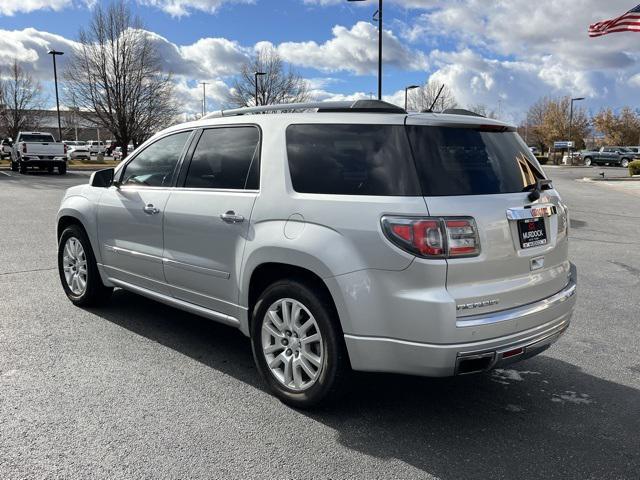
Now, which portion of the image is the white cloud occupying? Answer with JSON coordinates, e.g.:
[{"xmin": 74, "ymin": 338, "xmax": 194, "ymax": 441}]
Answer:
[
  {"xmin": 139, "ymin": 0, "xmax": 253, "ymax": 17},
  {"xmin": 0, "ymin": 0, "xmax": 71, "ymax": 16},
  {"xmin": 0, "ymin": 28, "xmax": 79, "ymax": 78},
  {"xmin": 303, "ymin": 0, "xmax": 443, "ymax": 8},
  {"xmin": 276, "ymin": 21, "xmax": 428, "ymax": 74}
]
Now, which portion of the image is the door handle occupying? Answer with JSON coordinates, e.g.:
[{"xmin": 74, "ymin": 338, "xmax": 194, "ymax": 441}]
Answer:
[
  {"xmin": 220, "ymin": 211, "xmax": 245, "ymax": 224},
  {"xmin": 143, "ymin": 204, "xmax": 160, "ymax": 215}
]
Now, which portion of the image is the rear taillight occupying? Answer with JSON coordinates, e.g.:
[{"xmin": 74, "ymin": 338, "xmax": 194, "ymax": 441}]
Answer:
[
  {"xmin": 382, "ymin": 216, "xmax": 480, "ymax": 259},
  {"xmin": 64, "ymin": 143, "xmax": 68, "ymax": 154},
  {"xmin": 22, "ymin": 143, "xmax": 27, "ymax": 153}
]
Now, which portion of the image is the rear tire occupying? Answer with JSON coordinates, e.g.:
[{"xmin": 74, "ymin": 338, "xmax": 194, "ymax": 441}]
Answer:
[
  {"xmin": 250, "ymin": 279, "xmax": 348, "ymax": 409},
  {"xmin": 58, "ymin": 163, "xmax": 67, "ymax": 175},
  {"xmin": 58, "ymin": 224, "xmax": 112, "ymax": 307},
  {"xmin": 11, "ymin": 161, "xmax": 18, "ymax": 172},
  {"xmin": 621, "ymin": 158, "xmax": 630, "ymax": 168},
  {"xmin": 19, "ymin": 163, "xmax": 26, "ymax": 174}
]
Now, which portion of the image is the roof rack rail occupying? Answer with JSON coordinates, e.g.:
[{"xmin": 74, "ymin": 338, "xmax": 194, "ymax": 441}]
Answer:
[
  {"xmin": 203, "ymin": 100, "xmax": 406, "ymax": 119},
  {"xmin": 439, "ymin": 108, "xmax": 486, "ymax": 118}
]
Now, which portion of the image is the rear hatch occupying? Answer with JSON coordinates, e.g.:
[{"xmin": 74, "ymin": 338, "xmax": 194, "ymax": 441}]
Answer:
[
  {"xmin": 405, "ymin": 117, "xmax": 571, "ymax": 317},
  {"xmin": 21, "ymin": 134, "xmax": 64, "ymax": 158}
]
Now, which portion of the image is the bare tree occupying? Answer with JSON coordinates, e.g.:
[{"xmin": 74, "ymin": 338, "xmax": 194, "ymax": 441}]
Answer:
[
  {"xmin": 0, "ymin": 60, "xmax": 46, "ymax": 140},
  {"xmin": 407, "ymin": 80, "xmax": 457, "ymax": 112},
  {"xmin": 227, "ymin": 47, "xmax": 310, "ymax": 108},
  {"xmin": 466, "ymin": 103, "xmax": 498, "ymax": 119},
  {"xmin": 64, "ymin": 0, "xmax": 178, "ymax": 156}
]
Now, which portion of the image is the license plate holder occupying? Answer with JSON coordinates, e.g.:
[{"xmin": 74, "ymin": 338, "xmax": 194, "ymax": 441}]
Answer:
[{"xmin": 518, "ymin": 217, "xmax": 547, "ymax": 249}]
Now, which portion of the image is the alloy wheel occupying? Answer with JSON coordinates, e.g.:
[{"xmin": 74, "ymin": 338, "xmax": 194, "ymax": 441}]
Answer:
[
  {"xmin": 62, "ymin": 237, "xmax": 88, "ymax": 296},
  {"xmin": 261, "ymin": 298, "xmax": 324, "ymax": 391}
]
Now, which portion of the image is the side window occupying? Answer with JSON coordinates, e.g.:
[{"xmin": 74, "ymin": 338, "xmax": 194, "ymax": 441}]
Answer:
[
  {"xmin": 184, "ymin": 127, "xmax": 260, "ymax": 190},
  {"xmin": 286, "ymin": 124, "xmax": 421, "ymax": 196},
  {"xmin": 121, "ymin": 131, "xmax": 192, "ymax": 187}
]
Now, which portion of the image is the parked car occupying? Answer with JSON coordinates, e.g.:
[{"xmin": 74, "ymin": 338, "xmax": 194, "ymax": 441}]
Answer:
[
  {"xmin": 579, "ymin": 146, "xmax": 638, "ymax": 167},
  {"xmin": 56, "ymin": 100, "xmax": 577, "ymax": 407},
  {"xmin": 626, "ymin": 146, "xmax": 640, "ymax": 155},
  {"xmin": 88, "ymin": 141, "xmax": 105, "ymax": 156},
  {"xmin": 11, "ymin": 132, "xmax": 67, "ymax": 174},
  {"xmin": 1, "ymin": 138, "xmax": 12, "ymax": 159},
  {"xmin": 112, "ymin": 145, "xmax": 135, "ymax": 161},
  {"xmin": 67, "ymin": 144, "xmax": 91, "ymax": 161}
]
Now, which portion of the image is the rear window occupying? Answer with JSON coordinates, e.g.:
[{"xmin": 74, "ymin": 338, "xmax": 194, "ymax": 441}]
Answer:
[
  {"xmin": 286, "ymin": 124, "xmax": 421, "ymax": 196},
  {"xmin": 406, "ymin": 126, "xmax": 545, "ymax": 196},
  {"xmin": 20, "ymin": 134, "xmax": 55, "ymax": 143}
]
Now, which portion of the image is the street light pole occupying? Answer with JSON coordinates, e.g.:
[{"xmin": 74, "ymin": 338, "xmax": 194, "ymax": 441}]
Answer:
[
  {"xmin": 48, "ymin": 49, "xmax": 64, "ymax": 142},
  {"xmin": 200, "ymin": 82, "xmax": 209, "ymax": 117},
  {"xmin": 348, "ymin": 0, "xmax": 383, "ymax": 100},
  {"xmin": 254, "ymin": 72, "xmax": 266, "ymax": 106},
  {"xmin": 569, "ymin": 97, "xmax": 585, "ymax": 144},
  {"xmin": 404, "ymin": 85, "xmax": 420, "ymax": 111}
]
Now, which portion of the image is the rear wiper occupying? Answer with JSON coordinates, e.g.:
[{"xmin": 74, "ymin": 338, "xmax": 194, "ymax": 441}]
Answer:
[{"xmin": 525, "ymin": 179, "xmax": 553, "ymax": 202}]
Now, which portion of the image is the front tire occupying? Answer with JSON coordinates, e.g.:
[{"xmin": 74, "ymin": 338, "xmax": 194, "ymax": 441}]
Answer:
[
  {"xmin": 19, "ymin": 163, "xmax": 26, "ymax": 174},
  {"xmin": 11, "ymin": 161, "xmax": 18, "ymax": 172},
  {"xmin": 58, "ymin": 225, "xmax": 112, "ymax": 307},
  {"xmin": 621, "ymin": 158, "xmax": 630, "ymax": 168},
  {"xmin": 250, "ymin": 279, "xmax": 348, "ymax": 408},
  {"xmin": 583, "ymin": 157, "xmax": 592, "ymax": 166}
]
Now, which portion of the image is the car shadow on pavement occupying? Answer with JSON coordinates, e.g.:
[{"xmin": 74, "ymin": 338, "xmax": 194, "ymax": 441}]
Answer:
[{"xmin": 92, "ymin": 289, "xmax": 640, "ymax": 480}]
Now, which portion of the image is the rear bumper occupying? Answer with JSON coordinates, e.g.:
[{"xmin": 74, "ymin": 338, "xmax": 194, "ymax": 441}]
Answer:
[
  {"xmin": 343, "ymin": 266, "xmax": 576, "ymax": 377},
  {"xmin": 21, "ymin": 157, "xmax": 66, "ymax": 166}
]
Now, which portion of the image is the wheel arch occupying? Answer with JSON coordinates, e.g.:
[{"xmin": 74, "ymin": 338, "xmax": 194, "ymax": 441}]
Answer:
[
  {"xmin": 57, "ymin": 200, "xmax": 101, "ymax": 264},
  {"xmin": 241, "ymin": 259, "xmax": 347, "ymax": 340}
]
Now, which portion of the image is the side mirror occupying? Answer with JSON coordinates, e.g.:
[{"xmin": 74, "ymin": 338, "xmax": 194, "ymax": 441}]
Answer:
[{"xmin": 90, "ymin": 168, "xmax": 115, "ymax": 188}]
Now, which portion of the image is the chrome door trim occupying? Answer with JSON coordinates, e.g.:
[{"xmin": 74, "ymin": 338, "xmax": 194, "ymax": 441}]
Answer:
[
  {"xmin": 104, "ymin": 245, "xmax": 164, "ymax": 264},
  {"xmin": 456, "ymin": 278, "xmax": 576, "ymax": 328},
  {"xmin": 162, "ymin": 258, "xmax": 231, "ymax": 279},
  {"xmin": 107, "ymin": 277, "xmax": 240, "ymax": 328},
  {"xmin": 506, "ymin": 204, "xmax": 557, "ymax": 220}
]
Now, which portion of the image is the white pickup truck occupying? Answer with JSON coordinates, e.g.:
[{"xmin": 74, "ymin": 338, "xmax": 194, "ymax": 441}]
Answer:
[{"xmin": 11, "ymin": 132, "xmax": 67, "ymax": 175}]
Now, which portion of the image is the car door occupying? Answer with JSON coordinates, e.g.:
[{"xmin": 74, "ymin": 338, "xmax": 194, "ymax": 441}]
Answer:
[
  {"xmin": 163, "ymin": 126, "xmax": 261, "ymax": 318},
  {"xmin": 98, "ymin": 130, "xmax": 193, "ymax": 295}
]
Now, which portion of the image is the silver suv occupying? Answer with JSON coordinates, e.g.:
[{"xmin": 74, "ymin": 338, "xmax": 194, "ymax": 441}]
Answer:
[{"xmin": 56, "ymin": 100, "xmax": 577, "ymax": 407}]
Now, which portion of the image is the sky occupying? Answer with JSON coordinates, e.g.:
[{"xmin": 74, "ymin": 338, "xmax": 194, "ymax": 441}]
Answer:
[{"xmin": 0, "ymin": 0, "xmax": 639, "ymax": 123}]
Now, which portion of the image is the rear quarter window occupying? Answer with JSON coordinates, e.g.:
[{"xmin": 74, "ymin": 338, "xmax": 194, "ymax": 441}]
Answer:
[
  {"xmin": 406, "ymin": 126, "xmax": 545, "ymax": 196},
  {"xmin": 286, "ymin": 124, "xmax": 421, "ymax": 196}
]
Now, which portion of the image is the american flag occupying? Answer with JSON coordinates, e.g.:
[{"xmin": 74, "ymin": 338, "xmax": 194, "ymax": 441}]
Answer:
[{"xmin": 589, "ymin": 4, "xmax": 640, "ymax": 37}]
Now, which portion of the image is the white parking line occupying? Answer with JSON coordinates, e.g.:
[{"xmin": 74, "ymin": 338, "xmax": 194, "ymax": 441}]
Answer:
[{"xmin": 0, "ymin": 171, "xmax": 11, "ymax": 176}]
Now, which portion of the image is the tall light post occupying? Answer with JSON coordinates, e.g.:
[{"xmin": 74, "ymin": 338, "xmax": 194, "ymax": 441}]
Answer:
[
  {"xmin": 48, "ymin": 49, "xmax": 64, "ymax": 142},
  {"xmin": 200, "ymin": 82, "xmax": 209, "ymax": 117},
  {"xmin": 348, "ymin": 0, "xmax": 383, "ymax": 100},
  {"xmin": 569, "ymin": 97, "xmax": 585, "ymax": 145},
  {"xmin": 254, "ymin": 71, "xmax": 266, "ymax": 106},
  {"xmin": 404, "ymin": 85, "xmax": 419, "ymax": 111}
]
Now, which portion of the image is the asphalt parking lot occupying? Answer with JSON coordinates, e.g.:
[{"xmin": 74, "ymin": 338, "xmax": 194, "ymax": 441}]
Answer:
[{"xmin": 1, "ymin": 167, "xmax": 639, "ymax": 479}]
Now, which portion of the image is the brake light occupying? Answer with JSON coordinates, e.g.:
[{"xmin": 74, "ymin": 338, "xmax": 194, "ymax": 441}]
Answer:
[
  {"xmin": 22, "ymin": 143, "xmax": 27, "ymax": 154},
  {"xmin": 382, "ymin": 216, "xmax": 480, "ymax": 259},
  {"xmin": 64, "ymin": 143, "xmax": 68, "ymax": 154}
]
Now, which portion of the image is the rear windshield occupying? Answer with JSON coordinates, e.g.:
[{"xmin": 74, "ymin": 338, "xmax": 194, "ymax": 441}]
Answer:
[
  {"xmin": 20, "ymin": 134, "xmax": 55, "ymax": 143},
  {"xmin": 406, "ymin": 126, "xmax": 545, "ymax": 196},
  {"xmin": 286, "ymin": 124, "xmax": 421, "ymax": 196}
]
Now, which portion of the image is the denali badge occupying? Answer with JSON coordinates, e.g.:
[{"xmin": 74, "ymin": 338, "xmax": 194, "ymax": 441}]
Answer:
[{"xmin": 456, "ymin": 299, "xmax": 500, "ymax": 311}]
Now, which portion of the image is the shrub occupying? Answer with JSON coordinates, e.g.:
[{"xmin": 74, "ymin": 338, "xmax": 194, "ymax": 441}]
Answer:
[{"xmin": 629, "ymin": 160, "xmax": 640, "ymax": 177}]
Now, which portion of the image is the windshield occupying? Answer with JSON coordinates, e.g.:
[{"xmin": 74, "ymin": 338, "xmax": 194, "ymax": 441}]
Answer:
[
  {"xmin": 20, "ymin": 134, "xmax": 55, "ymax": 143},
  {"xmin": 406, "ymin": 126, "xmax": 546, "ymax": 196}
]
